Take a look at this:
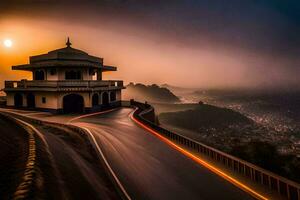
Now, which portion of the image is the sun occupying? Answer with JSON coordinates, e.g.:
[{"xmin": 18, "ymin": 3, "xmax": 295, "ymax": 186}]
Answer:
[{"xmin": 3, "ymin": 39, "xmax": 13, "ymax": 48}]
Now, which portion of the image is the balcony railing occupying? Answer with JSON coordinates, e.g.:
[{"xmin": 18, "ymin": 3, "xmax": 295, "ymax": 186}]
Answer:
[{"xmin": 4, "ymin": 80, "xmax": 124, "ymax": 90}]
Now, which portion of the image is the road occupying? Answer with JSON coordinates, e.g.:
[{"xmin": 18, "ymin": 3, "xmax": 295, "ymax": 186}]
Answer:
[{"xmin": 72, "ymin": 108, "xmax": 254, "ymax": 200}]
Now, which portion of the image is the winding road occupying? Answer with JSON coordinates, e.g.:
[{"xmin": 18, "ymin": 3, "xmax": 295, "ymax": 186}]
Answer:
[{"xmin": 71, "ymin": 108, "xmax": 254, "ymax": 200}]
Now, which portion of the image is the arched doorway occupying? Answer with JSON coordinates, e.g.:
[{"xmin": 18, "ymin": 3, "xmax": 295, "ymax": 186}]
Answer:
[
  {"xmin": 110, "ymin": 91, "xmax": 116, "ymax": 102},
  {"xmin": 27, "ymin": 93, "xmax": 35, "ymax": 108},
  {"xmin": 63, "ymin": 94, "xmax": 84, "ymax": 113},
  {"xmin": 14, "ymin": 93, "xmax": 23, "ymax": 107},
  {"xmin": 102, "ymin": 92, "xmax": 109, "ymax": 106},
  {"xmin": 35, "ymin": 70, "xmax": 45, "ymax": 80},
  {"xmin": 92, "ymin": 93, "xmax": 99, "ymax": 107}
]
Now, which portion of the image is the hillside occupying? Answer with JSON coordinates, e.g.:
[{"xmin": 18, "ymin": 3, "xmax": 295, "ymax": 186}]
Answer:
[
  {"xmin": 159, "ymin": 104, "xmax": 253, "ymax": 130},
  {"xmin": 123, "ymin": 83, "xmax": 180, "ymax": 103}
]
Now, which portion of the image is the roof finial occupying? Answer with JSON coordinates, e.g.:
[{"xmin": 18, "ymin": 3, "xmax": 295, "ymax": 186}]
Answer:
[{"xmin": 66, "ymin": 37, "xmax": 72, "ymax": 47}]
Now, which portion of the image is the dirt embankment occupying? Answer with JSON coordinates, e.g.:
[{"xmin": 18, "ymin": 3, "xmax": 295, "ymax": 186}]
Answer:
[
  {"xmin": 0, "ymin": 115, "xmax": 29, "ymax": 199},
  {"xmin": 0, "ymin": 113, "xmax": 120, "ymax": 199},
  {"xmin": 33, "ymin": 124, "xmax": 120, "ymax": 199}
]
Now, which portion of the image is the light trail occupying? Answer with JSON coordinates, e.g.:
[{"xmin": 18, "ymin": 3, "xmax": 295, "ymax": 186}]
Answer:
[
  {"xmin": 131, "ymin": 114, "xmax": 269, "ymax": 200},
  {"xmin": 68, "ymin": 108, "xmax": 119, "ymax": 123},
  {"xmin": 67, "ymin": 107, "xmax": 268, "ymax": 200}
]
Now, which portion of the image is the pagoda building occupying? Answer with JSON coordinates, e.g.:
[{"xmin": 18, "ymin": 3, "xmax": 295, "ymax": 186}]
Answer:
[{"xmin": 4, "ymin": 38, "xmax": 125, "ymax": 113}]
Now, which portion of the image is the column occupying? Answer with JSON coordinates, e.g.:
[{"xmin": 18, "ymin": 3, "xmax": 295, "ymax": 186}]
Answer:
[{"xmin": 97, "ymin": 69, "xmax": 102, "ymax": 80}]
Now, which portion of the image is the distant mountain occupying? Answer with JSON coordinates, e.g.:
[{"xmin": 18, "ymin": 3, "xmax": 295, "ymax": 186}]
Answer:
[
  {"xmin": 160, "ymin": 84, "xmax": 201, "ymax": 103},
  {"xmin": 123, "ymin": 83, "xmax": 180, "ymax": 103},
  {"xmin": 160, "ymin": 83, "xmax": 197, "ymax": 93},
  {"xmin": 160, "ymin": 84, "xmax": 186, "ymax": 91}
]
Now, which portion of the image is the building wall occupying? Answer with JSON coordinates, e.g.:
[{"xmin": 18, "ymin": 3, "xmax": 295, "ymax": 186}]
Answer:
[
  {"xmin": 6, "ymin": 91, "xmax": 58, "ymax": 109},
  {"xmin": 7, "ymin": 91, "xmax": 93, "ymax": 109},
  {"xmin": 6, "ymin": 89, "xmax": 122, "ymax": 112},
  {"xmin": 31, "ymin": 68, "xmax": 98, "ymax": 81},
  {"xmin": 57, "ymin": 69, "xmax": 65, "ymax": 80},
  {"xmin": 6, "ymin": 93, "xmax": 15, "ymax": 106},
  {"xmin": 35, "ymin": 92, "xmax": 59, "ymax": 109},
  {"xmin": 58, "ymin": 92, "xmax": 92, "ymax": 109},
  {"xmin": 116, "ymin": 90, "xmax": 121, "ymax": 101},
  {"xmin": 47, "ymin": 68, "xmax": 58, "ymax": 80},
  {"xmin": 82, "ymin": 68, "xmax": 90, "ymax": 80}
]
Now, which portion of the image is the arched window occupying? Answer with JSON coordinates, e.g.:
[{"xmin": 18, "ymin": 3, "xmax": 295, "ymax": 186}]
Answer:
[
  {"xmin": 102, "ymin": 92, "xmax": 109, "ymax": 106},
  {"xmin": 14, "ymin": 93, "xmax": 23, "ymax": 107},
  {"xmin": 35, "ymin": 70, "xmax": 45, "ymax": 80},
  {"xmin": 92, "ymin": 93, "xmax": 99, "ymax": 107}
]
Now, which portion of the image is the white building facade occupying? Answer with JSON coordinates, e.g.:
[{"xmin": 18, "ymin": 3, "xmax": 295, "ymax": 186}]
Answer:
[{"xmin": 4, "ymin": 39, "xmax": 125, "ymax": 113}]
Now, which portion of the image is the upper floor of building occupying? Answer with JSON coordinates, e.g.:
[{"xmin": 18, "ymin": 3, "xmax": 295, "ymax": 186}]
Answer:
[{"xmin": 11, "ymin": 38, "xmax": 117, "ymax": 81}]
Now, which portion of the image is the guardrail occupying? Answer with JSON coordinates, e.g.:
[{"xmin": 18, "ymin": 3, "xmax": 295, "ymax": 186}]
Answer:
[
  {"xmin": 131, "ymin": 101, "xmax": 300, "ymax": 200},
  {"xmin": 4, "ymin": 80, "xmax": 124, "ymax": 89}
]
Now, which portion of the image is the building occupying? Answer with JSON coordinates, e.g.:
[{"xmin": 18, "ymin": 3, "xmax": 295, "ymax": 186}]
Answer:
[{"xmin": 4, "ymin": 38, "xmax": 125, "ymax": 113}]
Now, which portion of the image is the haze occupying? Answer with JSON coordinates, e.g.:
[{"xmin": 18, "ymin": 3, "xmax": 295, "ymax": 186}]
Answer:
[{"xmin": 1, "ymin": 0, "xmax": 299, "ymax": 90}]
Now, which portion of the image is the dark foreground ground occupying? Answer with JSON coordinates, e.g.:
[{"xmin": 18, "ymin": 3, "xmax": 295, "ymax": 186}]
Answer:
[
  {"xmin": 0, "ymin": 113, "xmax": 120, "ymax": 200},
  {"xmin": 0, "ymin": 115, "xmax": 29, "ymax": 199}
]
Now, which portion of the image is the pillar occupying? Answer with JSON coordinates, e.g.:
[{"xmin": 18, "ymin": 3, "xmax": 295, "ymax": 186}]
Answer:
[{"xmin": 97, "ymin": 69, "xmax": 102, "ymax": 80}]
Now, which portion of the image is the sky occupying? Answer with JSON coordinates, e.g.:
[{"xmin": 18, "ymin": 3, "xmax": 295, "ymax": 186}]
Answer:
[{"xmin": 0, "ymin": 0, "xmax": 300, "ymax": 89}]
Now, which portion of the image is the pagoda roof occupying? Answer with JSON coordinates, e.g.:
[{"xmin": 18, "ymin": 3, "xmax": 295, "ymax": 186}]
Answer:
[{"xmin": 12, "ymin": 38, "xmax": 117, "ymax": 72}]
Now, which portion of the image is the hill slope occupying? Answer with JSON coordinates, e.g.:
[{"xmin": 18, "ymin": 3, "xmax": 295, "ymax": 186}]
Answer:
[
  {"xmin": 159, "ymin": 104, "xmax": 252, "ymax": 130},
  {"xmin": 123, "ymin": 83, "xmax": 180, "ymax": 103}
]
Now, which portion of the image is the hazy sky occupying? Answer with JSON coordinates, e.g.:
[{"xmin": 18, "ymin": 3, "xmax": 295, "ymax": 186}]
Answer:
[{"xmin": 0, "ymin": 0, "xmax": 299, "ymax": 89}]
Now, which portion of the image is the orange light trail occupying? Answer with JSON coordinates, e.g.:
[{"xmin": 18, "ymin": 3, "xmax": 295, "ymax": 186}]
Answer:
[
  {"xmin": 131, "ymin": 114, "xmax": 269, "ymax": 200},
  {"xmin": 68, "ymin": 108, "xmax": 119, "ymax": 123}
]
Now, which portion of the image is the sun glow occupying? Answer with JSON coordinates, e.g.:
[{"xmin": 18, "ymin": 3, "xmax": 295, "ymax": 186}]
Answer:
[{"xmin": 3, "ymin": 39, "xmax": 13, "ymax": 48}]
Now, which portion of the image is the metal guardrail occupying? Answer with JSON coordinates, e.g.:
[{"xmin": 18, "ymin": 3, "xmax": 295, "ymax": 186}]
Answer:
[{"xmin": 131, "ymin": 101, "xmax": 300, "ymax": 200}]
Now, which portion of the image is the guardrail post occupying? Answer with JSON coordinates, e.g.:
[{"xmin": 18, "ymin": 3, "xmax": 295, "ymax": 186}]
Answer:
[
  {"xmin": 286, "ymin": 184, "xmax": 290, "ymax": 200},
  {"xmin": 277, "ymin": 179, "xmax": 281, "ymax": 194},
  {"xmin": 242, "ymin": 164, "xmax": 246, "ymax": 175},
  {"xmin": 242, "ymin": 163, "xmax": 245, "ymax": 174}
]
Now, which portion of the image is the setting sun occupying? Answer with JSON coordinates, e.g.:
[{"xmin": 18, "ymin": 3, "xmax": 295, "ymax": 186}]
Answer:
[{"xmin": 3, "ymin": 39, "xmax": 13, "ymax": 48}]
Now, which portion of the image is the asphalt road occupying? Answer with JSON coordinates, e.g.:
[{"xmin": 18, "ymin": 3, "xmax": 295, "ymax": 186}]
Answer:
[{"xmin": 73, "ymin": 108, "xmax": 254, "ymax": 200}]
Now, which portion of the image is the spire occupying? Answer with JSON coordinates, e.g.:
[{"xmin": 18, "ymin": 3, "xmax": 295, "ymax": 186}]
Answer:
[{"xmin": 66, "ymin": 37, "xmax": 72, "ymax": 47}]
